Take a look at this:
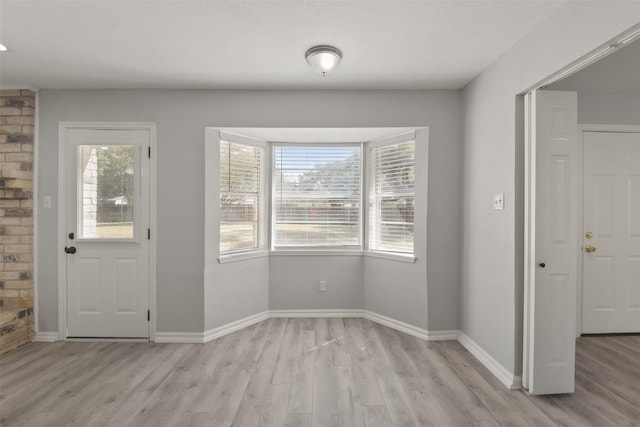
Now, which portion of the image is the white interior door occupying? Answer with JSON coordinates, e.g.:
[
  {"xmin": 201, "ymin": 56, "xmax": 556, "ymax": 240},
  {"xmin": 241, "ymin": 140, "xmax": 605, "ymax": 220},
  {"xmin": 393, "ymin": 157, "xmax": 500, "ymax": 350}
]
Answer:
[
  {"xmin": 65, "ymin": 128, "xmax": 150, "ymax": 338},
  {"xmin": 582, "ymin": 131, "xmax": 640, "ymax": 333},
  {"xmin": 524, "ymin": 90, "xmax": 578, "ymax": 395}
]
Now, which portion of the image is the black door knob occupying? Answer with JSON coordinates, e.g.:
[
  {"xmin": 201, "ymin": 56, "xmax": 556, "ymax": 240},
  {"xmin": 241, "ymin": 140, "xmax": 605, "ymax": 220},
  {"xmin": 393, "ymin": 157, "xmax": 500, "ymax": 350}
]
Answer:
[
  {"xmin": 64, "ymin": 246, "xmax": 77, "ymax": 254},
  {"xmin": 538, "ymin": 262, "xmax": 546, "ymax": 268}
]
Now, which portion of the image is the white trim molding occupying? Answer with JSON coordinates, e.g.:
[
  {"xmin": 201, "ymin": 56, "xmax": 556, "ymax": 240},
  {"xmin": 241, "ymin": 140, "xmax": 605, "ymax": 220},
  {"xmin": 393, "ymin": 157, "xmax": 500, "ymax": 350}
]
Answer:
[
  {"xmin": 457, "ymin": 332, "xmax": 521, "ymax": 390},
  {"xmin": 270, "ymin": 309, "xmax": 364, "ymax": 318},
  {"xmin": 156, "ymin": 311, "xmax": 269, "ymax": 344},
  {"xmin": 32, "ymin": 332, "xmax": 59, "ymax": 342},
  {"xmin": 154, "ymin": 332, "xmax": 206, "ymax": 344},
  {"xmin": 364, "ymin": 311, "xmax": 458, "ymax": 341},
  {"xmin": 204, "ymin": 311, "xmax": 269, "ymax": 342}
]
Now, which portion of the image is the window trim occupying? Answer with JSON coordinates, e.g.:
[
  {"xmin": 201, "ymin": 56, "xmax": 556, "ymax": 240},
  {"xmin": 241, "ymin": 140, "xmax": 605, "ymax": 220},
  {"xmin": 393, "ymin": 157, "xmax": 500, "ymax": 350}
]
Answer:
[{"xmin": 218, "ymin": 131, "xmax": 268, "ymax": 259}]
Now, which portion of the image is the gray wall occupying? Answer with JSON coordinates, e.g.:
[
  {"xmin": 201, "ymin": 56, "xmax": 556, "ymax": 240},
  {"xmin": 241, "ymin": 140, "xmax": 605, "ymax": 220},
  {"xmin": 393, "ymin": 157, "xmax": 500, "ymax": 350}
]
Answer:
[
  {"xmin": 461, "ymin": 2, "xmax": 640, "ymax": 376},
  {"xmin": 575, "ymin": 93, "xmax": 640, "ymax": 125},
  {"xmin": 270, "ymin": 255, "xmax": 364, "ymax": 311},
  {"xmin": 37, "ymin": 90, "xmax": 463, "ymax": 333},
  {"xmin": 364, "ymin": 127, "xmax": 430, "ymax": 329}
]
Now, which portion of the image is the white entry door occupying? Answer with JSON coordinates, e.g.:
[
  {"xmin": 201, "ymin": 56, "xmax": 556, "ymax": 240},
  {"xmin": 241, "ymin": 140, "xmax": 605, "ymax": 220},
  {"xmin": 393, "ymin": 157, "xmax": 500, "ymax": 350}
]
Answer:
[
  {"xmin": 582, "ymin": 131, "xmax": 640, "ymax": 333},
  {"xmin": 64, "ymin": 127, "xmax": 150, "ymax": 338},
  {"xmin": 524, "ymin": 90, "xmax": 578, "ymax": 395}
]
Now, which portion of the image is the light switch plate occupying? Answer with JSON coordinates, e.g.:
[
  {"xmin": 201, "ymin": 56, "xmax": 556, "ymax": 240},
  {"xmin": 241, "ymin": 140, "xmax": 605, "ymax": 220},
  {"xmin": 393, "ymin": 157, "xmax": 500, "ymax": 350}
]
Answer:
[
  {"xmin": 43, "ymin": 195, "xmax": 52, "ymax": 209},
  {"xmin": 493, "ymin": 193, "xmax": 504, "ymax": 210}
]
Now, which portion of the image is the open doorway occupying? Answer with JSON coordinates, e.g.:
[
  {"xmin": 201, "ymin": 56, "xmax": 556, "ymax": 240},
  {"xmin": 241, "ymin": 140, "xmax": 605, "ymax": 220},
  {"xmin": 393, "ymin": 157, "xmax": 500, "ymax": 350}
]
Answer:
[
  {"xmin": 523, "ymin": 32, "xmax": 640, "ymax": 395},
  {"xmin": 546, "ymin": 40, "xmax": 640, "ymax": 336}
]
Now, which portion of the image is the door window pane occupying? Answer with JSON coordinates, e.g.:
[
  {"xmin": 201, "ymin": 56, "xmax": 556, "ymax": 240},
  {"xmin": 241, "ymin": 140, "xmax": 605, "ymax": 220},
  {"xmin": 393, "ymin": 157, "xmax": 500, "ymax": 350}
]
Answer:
[{"xmin": 79, "ymin": 145, "xmax": 135, "ymax": 239}]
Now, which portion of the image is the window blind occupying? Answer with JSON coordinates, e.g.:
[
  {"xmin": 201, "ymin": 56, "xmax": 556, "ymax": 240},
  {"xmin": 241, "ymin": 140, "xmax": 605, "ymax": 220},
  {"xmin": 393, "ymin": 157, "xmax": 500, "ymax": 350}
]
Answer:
[
  {"xmin": 220, "ymin": 139, "xmax": 264, "ymax": 254},
  {"xmin": 273, "ymin": 145, "xmax": 361, "ymax": 248},
  {"xmin": 369, "ymin": 140, "xmax": 415, "ymax": 253}
]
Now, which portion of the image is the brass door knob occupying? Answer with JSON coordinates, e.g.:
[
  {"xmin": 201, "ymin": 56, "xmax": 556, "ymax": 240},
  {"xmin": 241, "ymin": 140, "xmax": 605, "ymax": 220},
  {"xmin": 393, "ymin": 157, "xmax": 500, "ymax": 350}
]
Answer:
[
  {"xmin": 585, "ymin": 231, "xmax": 593, "ymax": 239},
  {"xmin": 585, "ymin": 245, "xmax": 597, "ymax": 253}
]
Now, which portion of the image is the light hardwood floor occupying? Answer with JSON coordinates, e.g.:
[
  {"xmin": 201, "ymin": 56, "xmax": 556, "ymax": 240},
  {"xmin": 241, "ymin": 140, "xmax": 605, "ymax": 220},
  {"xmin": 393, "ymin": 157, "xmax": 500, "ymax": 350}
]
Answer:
[{"xmin": 1, "ymin": 318, "xmax": 639, "ymax": 426}]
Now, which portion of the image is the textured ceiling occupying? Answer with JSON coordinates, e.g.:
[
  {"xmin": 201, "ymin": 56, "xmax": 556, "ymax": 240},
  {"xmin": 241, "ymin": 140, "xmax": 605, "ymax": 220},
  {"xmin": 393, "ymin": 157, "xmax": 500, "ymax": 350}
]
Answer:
[{"xmin": 0, "ymin": 0, "xmax": 565, "ymax": 90}]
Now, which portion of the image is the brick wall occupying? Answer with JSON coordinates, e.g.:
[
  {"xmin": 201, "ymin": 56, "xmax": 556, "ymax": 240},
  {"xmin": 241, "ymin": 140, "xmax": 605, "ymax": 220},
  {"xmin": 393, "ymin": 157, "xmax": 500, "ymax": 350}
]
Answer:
[{"xmin": 0, "ymin": 89, "xmax": 35, "ymax": 354}]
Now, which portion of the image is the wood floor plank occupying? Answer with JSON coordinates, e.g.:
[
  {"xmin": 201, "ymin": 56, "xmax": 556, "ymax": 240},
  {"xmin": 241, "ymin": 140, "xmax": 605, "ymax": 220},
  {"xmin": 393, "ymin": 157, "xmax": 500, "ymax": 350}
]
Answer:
[
  {"xmin": 271, "ymin": 319, "xmax": 301, "ymax": 385},
  {"xmin": 233, "ymin": 318, "xmax": 288, "ymax": 427},
  {"xmin": 373, "ymin": 364, "xmax": 420, "ymax": 427},
  {"xmin": 575, "ymin": 369, "xmax": 640, "ymax": 423},
  {"xmin": 258, "ymin": 383, "xmax": 290, "ymax": 427},
  {"xmin": 358, "ymin": 319, "xmax": 393, "ymax": 367},
  {"xmin": 362, "ymin": 405, "xmax": 393, "ymax": 427},
  {"xmin": 335, "ymin": 365, "xmax": 366, "ymax": 427},
  {"xmin": 373, "ymin": 323, "xmax": 425, "ymax": 391},
  {"xmin": 577, "ymin": 338, "xmax": 640, "ymax": 388},
  {"xmin": 407, "ymin": 388, "xmax": 460, "ymax": 427},
  {"xmin": 329, "ymin": 317, "xmax": 352, "ymax": 367},
  {"xmin": 207, "ymin": 369, "xmax": 254, "ymax": 426},
  {"xmin": 190, "ymin": 321, "xmax": 269, "ymax": 416},
  {"xmin": 312, "ymin": 367, "xmax": 338, "ymax": 427},
  {"xmin": 205, "ymin": 321, "xmax": 273, "ymax": 425},
  {"xmin": 437, "ymin": 341, "xmax": 530, "ymax": 427},
  {"xmin": 406, "ymin": 337, "xmax": 504, "ymax": 425},
  {"xmin": 576, "ymin": 351, "xmax": 640, "ymax": 402},
  {"xmin": 446, "ymin": 342, "xmax": 561, "ymax": 427},
  {"xmin": 314, "ymin": 318, "xmax": 335, "ymax": 368},
  {"xmin": 352, "ymin": 363, "xmax": 386, "ymax": 406},
  {"xmin": 286, "ymin": 330, "xmax": 315, "ymax": 414},
  {"xmin": 1, "ymin": 320, "xmax": 639, "ymax": 427},
  {"xmin": 343, "ymin": 317, "xmax": 362, "ymax": 329},
  {"xmin": 343, "ymin": 325, "xmax": 369, "ymax": 366},
  {"xmin": 127, "ymin": 380, "xmax": 201, "ymax": 427},
  {"xmin": 284, "ymin": 413, "xmax": 312, "ymax": 427},
  {"xmin": 605, "ymin": 335, "xmax": 640, "ymax": 357}
]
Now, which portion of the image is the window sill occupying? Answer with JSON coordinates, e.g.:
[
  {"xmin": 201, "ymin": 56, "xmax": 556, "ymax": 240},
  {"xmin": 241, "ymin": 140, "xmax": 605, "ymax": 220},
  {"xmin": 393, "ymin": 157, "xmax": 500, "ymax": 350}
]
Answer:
[
  {"xmin": 270, "ymin": 249, "xmax": 364, "ymax": 257},
  {"xmin": 218, "ymin": 249, "xmax": 415, "ymax": 263},
  {"xmin": 218, "ymin": 250, "xmax": 268, "ymax": 264},
  {"xmin": 365, "ymin": 251, "xmax": 416, "ymax": 263}
]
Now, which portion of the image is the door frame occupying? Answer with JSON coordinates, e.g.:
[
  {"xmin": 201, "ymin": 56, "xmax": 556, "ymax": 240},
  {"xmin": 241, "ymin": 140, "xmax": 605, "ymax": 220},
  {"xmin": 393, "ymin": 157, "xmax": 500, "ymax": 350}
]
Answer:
[
  {"xmin": 57, "ymin": 122, "xmax": 157, "ymax": 341},
  {"xmin": 577, "ymin": 124, "xmax": 640, "ymax": 336}
]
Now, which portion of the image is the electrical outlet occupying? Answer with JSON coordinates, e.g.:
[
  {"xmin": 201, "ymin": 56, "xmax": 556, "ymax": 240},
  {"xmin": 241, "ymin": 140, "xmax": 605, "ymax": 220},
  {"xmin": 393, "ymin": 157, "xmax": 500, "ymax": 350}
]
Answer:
[{"xmin": 318, "ymin": 280, "xmax": 327, "ymax": 292}]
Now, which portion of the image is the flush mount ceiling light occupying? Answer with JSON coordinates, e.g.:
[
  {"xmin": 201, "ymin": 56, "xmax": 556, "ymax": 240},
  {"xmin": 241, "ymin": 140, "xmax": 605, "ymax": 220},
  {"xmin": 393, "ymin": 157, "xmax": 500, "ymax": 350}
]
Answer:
[
  {"xmin": 0, "ymin": 43, "xmax": 7, "ymax": 52},
  {"xmin": 305, "ymin": 45, "xmax": 342, "ymax": 77}
]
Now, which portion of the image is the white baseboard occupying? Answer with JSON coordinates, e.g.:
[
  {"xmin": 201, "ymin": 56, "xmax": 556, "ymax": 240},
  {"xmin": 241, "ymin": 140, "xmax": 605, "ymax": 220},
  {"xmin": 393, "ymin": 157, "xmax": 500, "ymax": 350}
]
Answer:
[
  {"xmin": 155, "ymin": 332, "xmax": 204, "ymax": 344},
  {"xmin": 364, "ymin": 311, "xmax": 458, "ymax": 341},
  {"xmin": 457, "ymin": 332, "xmax": 521, "ymax": 390},
  {"xmin": 156, "ymin": 311, "xmax": 270, "ymax": 344},
  {"xmin": 32, "ymin": 331, "xmax": 58, "ymax": 342},
  {"xmin": 269, "ymin": 309, "xmax": 365, "ymax": 318},
  {"xmin": 203, "ymin": 311, "xmax": 270, "ymax": 342}
]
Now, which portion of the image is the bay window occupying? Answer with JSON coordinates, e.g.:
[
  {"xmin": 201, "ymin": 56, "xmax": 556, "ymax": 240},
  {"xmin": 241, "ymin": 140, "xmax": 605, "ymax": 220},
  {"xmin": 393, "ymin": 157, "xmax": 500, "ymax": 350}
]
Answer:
[{"xmin": 217, "ymin": 130, "xmax": 418, "ymax": 258}]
